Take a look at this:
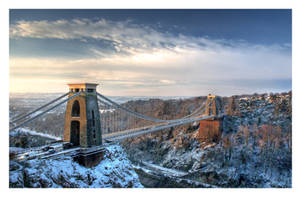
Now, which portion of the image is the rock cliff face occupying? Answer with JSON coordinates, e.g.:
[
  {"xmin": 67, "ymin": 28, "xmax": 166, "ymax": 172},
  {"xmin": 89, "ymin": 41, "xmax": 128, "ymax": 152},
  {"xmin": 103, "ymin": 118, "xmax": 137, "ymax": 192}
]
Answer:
[
  {"xmin": 121, "ymin": 91, "xmax": 292, "ymax": 188},
  {"xmin": 10, "ymin": 145, "xmax": 143, "ymax": 188}
]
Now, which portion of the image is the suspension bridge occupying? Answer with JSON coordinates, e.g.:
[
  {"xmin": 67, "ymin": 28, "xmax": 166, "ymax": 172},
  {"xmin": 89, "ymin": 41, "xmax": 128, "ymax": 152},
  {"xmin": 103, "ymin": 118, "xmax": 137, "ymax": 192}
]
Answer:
[{"xmin": 9, "ymin": 83, "xmax": 224, "ymax": 165}]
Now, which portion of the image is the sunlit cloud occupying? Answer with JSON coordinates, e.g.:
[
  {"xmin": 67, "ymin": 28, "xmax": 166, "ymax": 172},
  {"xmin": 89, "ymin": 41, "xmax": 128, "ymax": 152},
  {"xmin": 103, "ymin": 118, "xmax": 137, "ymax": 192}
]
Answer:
[{"xmin": 9, "ymin": 18, "xmax": 292, "ymax": 96}]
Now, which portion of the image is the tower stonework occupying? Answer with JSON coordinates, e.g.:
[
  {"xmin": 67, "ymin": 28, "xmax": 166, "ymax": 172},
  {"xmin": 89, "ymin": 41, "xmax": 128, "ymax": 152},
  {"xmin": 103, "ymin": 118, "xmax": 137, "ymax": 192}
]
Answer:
[
  {"xmin": 196, "ymin": 94, "xmax": 223, "ymax": 145},
  {"xmin": 63, "ymin": 83, "xmax": 102, "ymax": 147}
]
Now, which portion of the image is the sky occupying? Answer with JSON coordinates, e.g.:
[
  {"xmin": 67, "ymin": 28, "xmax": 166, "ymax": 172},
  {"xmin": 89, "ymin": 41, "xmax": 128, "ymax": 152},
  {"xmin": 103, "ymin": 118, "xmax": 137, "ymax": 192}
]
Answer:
[{"xmin": 9, "ymin": 9, "xmax": 292, "ymax": 96}]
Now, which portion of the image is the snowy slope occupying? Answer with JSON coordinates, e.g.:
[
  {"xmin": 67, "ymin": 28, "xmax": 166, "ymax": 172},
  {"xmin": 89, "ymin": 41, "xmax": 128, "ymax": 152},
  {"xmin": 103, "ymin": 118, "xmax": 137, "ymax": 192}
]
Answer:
[{"xmin": 9, "ymin": 145, "xmax": 143, "ymax": 188}]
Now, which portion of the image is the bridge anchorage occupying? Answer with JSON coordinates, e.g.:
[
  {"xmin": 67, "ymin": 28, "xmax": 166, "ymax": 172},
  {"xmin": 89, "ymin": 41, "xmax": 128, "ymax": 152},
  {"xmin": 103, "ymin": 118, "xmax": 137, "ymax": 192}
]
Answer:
[{"xmin": 10, "ymin": 83, "xmax": 224, "ymax": 167}]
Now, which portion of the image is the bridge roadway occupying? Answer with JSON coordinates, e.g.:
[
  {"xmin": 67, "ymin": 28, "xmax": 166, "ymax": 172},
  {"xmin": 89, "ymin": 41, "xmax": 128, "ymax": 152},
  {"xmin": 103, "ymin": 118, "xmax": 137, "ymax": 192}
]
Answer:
[{"xmin": 102, "ymin": 115, "xmax": 216, "ymax": 141}]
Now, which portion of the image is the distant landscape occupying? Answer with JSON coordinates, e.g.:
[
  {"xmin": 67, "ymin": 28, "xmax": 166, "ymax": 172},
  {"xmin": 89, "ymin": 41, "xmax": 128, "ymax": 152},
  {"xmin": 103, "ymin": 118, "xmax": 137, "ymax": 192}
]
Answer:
[{"xmin": 9, "ymin": 91, "xmax": 292, "ymax": 187}]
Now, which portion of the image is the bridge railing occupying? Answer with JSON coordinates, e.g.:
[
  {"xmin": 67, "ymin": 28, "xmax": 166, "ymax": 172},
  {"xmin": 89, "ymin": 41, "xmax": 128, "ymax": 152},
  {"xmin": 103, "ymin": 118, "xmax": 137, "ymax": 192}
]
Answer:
[{"xmin": 103, "ymin": 115, "xmax": 215, "ymax": 141}]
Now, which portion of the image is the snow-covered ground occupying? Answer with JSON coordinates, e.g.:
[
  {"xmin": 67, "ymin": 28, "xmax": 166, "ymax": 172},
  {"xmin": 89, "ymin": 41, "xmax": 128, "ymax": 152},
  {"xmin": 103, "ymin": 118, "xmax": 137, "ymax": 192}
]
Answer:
[
  {"xmin": 122, "ymin": 92, "xmax": 292, "ymax": 187},
  {"xmin": 10, "ymin": 144, "xmax": 143, "ymax": 188}
]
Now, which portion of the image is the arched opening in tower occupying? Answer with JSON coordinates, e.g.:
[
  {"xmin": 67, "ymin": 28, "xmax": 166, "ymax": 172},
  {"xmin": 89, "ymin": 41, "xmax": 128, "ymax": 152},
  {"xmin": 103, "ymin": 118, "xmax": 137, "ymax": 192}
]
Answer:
[
  {"xmin": 70, "ymin": 120, "xmax": 80, "ymax": 146},
  {"xmin": 72, "ymin": 100, "xmax": 80, "ymax": 117}
]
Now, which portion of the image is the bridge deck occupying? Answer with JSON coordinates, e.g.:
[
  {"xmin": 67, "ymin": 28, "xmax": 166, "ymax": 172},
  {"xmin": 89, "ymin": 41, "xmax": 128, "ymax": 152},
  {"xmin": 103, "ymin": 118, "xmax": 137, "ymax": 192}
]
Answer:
[{"xmin": 103, "ymin": 115, "xmax": 215, "ymax": 141}]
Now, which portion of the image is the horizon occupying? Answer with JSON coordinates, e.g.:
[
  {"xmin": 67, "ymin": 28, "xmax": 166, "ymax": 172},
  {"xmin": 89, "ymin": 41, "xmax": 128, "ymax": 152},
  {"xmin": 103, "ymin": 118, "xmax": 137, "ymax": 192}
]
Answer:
[
  {"xmin": 9, "ymin": 9, "xmax": 292, "ymax": 96},
  {"xmin": 9, "ymin": 89, "xmax": 292, "ymax": 98}
]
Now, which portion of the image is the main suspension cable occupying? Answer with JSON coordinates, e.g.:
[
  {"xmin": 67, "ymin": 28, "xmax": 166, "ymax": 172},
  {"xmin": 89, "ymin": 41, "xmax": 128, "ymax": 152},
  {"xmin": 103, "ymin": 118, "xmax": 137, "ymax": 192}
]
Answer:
[
  {"xmin": 10, "ymin": 91, "xmax": 82, "ymax": 132},
  {"xmin": 10, "ymin": 92, "xmax": 69, "ymax": 124},
  {"xmin": 97, "ymin": 92, "xmax": 208, "ymax": 123}
]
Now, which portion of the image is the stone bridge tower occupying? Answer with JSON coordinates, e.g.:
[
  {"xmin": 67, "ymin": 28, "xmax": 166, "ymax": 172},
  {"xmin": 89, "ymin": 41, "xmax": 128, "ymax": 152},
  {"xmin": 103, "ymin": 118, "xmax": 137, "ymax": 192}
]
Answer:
[
  {"xmin": 196, "ymin": 94, "xmax": 223, "ymax": 145},
  {"xmin": 63, "ymin": 83, "xmax": 102, "ymax": 147},
  {"xmin": 204, "ymin": 94, "xmax": 220, "ymax": 117}
]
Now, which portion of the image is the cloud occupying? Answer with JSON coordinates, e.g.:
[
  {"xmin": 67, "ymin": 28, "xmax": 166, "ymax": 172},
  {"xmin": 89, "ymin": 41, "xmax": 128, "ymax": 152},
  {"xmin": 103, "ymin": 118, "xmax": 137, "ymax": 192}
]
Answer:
[
  {"xmin": 9, "ymin": 18, "xmax": 292, "ymax": 96},
  {"xmin": 11, "ymin": 18, "xmax": 291, "ymax": 56},
  {"xmin": 10, "ymin": 18, "xmax": 171, "ymax": 55}
]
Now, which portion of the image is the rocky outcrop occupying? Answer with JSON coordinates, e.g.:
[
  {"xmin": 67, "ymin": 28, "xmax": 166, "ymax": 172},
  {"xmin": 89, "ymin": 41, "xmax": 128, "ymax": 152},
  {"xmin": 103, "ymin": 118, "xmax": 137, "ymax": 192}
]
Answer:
[
  {"xmin": 9, "ymin": 145, "xmax": 143, "ymax": 188},
  {"xmin": 121, "ymin": 91, "xmax": 292, "ymax": 188}
]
